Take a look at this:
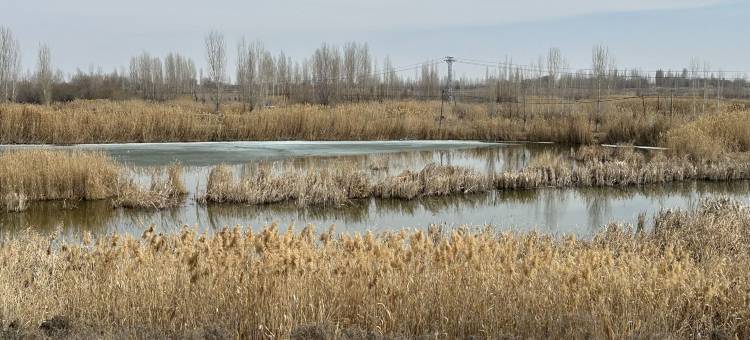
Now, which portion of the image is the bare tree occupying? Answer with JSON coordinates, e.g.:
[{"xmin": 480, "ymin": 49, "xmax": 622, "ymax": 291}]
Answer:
[
  {"xmin": 163, "ymin": 53, "xmax": 196, "ymax": 98},
  {"xmin": 592, "ymin": 43, "xmax": 610, "ymax": 123},
  {"xmin": 312, "ymin": 43, "xmax": 341, "ymax": 105},
  {"xmin": 356, "ymin": 43, "xmax": 372, "ymax": 98},
  {"xmin": 205, "ymin": 31, "xmax": 226, "ymax": 112},
  {"xmin": 0, "ymin": 26, "xmax": 21, "ymax": 102},
  {"xmin": 343, "ymin": 42, "xmax": 357, "ymax": 96},
  {"xmin": 237, "ymin": 38, "xmax": 260, "ymax": 111},
  {"xmin": 129, "ymin": 52, "xmax": 165, "ymax": 100},
  {"xmin": 546, "ymin": 47, "xmax": 561, "ymax": 113},
  {"xmin": 689, "ymin": 57, "xmax": 700, "ymax": 115},
  {"xmin": 36, "ymin": 43, "xmax": 53, "ymax": 105}
]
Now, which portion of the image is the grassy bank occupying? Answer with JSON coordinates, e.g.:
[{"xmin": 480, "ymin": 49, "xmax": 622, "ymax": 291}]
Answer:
[
  {"xmin": 1, "ymin": 98, "xmax": 747, "ymax": 145},
  {"xmin": 1, "ymin": 199, "xmax": 749, "ymax": 338}
]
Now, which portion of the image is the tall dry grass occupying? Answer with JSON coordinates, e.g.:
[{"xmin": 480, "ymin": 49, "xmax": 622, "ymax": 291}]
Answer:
[
  {"xmin": 200, "ymin": 149, "xmax": 750, "ymax": 207},
  {"xmin": 0, "ymin": 98, "xmax": 717, "ymax": 145},
  {"xmin": 2, "ymin": 199, "xmax": 750, "ymax": 338},
  {"xmin": 201, "ymin": 163, "xmax": 491, "ymax": 205},
  {"xmin": 0, "ymin": 149, "xmax": 187, "ymax": 211},
  {"xmin": 113, "ymin": 163, "xmax": 188, "ymax": 209},
  {"xmin": 373, "ymin": 163, "xmax": 490, "ymax": 199},
  {"xmin": 495, "ymin": 148, "xmax": 750, "ymax": 189},
  {"xmin": 665, "ymin": 110, "xmax": 750, "ymax": 159},
  {"xmin": 201, "ymin": 164, "xmax": 371, "ymax": 206},
  {"xmin": 0, "ymin": 149, "xmax": 121, "ymax": 211}
]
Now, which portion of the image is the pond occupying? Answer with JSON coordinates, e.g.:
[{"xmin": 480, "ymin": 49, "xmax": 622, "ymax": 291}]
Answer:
[{"xmin": 1, "ymin": 141, "xmax": 747, "ymax": 238}]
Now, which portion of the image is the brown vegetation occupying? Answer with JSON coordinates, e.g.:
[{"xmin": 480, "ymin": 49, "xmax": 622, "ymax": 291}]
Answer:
[
  {"xmin": 201, "ymin": 148, "xmax": 750, "ymax": 207},
  {"xmin": 665, "ymin": 109, "xmax": 750, "ymax": 159},
  {"xmin": 113, "ymin": 164, "xmax": 188, "ymax": 209},
  {"xmin": 1, "ymin": 199, "xmax": 749, "ymax": 338},
  {"xmin": 495, "ymin": 147, "xmax": 750, "ymax": 189},
  {"xmin": 373, "ymin": 163, "xmax": 489, "ymax": 199},
  {"xmin": 0, "ymin": 149, "xmax": 188, "ymax": 211},
  {"xmin": 0, "ymin": 149, "xmax": 120, "ymax": 211},
  {"xmin": 0, "ymin": 98, "xmax": 736, "ymax": 145},
  {"xmin": 201, "ymin": 164, "xmax": 370, "ymax": 206}
]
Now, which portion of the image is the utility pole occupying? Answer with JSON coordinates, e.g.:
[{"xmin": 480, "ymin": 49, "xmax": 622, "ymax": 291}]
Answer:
[{"xmin": 445, "ymin": 56, "xmax": 455, "ymax": 103}]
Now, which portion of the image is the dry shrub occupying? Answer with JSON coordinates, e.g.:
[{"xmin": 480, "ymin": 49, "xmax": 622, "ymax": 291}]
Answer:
[
  {"xmin": 665, "ymin": 124, "xmax": 729, "ymax": 160},
  {"xmin": 3, "ymin": 199, "xmax": 750, "ymax": 338},
  {"xmin": 202, "ymin": 164, "xmax": 235, "ymax": 203},
  {"xmin": 113, "ymin": 163, "xmax": 187, "ymax": 209},
  {"xmin": 525, "ymin": 113, "xmax": 594, "ymax": 145},
  {"xmin": 2, "ymin": 192, "xmax": 28, "ymax": 212},
  {"xmin": 201, "ymin": 164, "xmax": 371, "ymax": 206},
  {"xmin": 373, "ymin": 163, "xmax": 490, "ymax": 199},
  {"xmin": 574, "ymin": 145, "xmax": 613, "ymax": 163},
  {"xmin": 201, "ymin": 153, "xmax": 750, "ymax": 206},
  {"xmin": 203, "ymin": 163, "xmax": 490, "ymax": 204},
  {"xmin": 528, "ymin": 151, "xmax": 569, "ymax": 172}
]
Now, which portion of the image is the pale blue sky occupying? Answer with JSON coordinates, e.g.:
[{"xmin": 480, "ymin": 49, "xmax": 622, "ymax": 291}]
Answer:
[{"xmin": 1, "ymin": 0, "xmax": 746, "ymax": 77}]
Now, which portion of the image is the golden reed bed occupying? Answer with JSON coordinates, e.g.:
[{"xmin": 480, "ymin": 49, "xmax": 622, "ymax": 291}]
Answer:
[
  {"xmin": 200, "ymin": 149, "xmax": 750, "ymax": 206},
  {"xmin": 1, "ymin": 199, "xmax": 749, "ymax": 338},
  {"xmin": 2, "ymin": 98, "xmax": 747, "ymax": 149},
  {"xmin": 0, "ymin": 147, "xmax": 748, "ymax": 211},
  {"xmin": 0, "ymin": 149, "xmax": 185, "ymax": 211}
]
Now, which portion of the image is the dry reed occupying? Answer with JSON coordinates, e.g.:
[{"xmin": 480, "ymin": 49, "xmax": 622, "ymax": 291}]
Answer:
[
  {"xmin": 113, "ymin": 163, "xmax": 188, "ymax": 209},
  {"xmin": 495, "ymin": 150, "xmax": 750, "ymax": 189},
  {"xmin": 0, "ymin": 149, "xmax": 189, "ymax": 211},
  {"xmin": 201, "ymin": 164, "xmax": 370, "ymax": 206},
  {"xmin": 665, "ymin": 110, "xmax": 750, "ymax": 159},
  {"xmin": 200, "ymin": 149, "xmax": 750, "ymax": 207},
  {"xmin": 0, "ymin": 149, "xmax": 121, "ymax": 211},
  {"xmin": 2, "ymin": 199, "xmax": 750, "ymax": 338},
  {"xmin": 0, "ymin": 98, "xmax": 726, "ymax": 145},
  {"xmin": 373, "ymin": 163, "xmax": 490, "ymax": 199}
]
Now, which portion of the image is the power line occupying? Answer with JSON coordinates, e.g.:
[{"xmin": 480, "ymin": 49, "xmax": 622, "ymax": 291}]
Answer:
[
  {"xmin": 455, "ymin": 56, "xmax": 750, "ymax": 75},
  {"xmin": 455, "ymin": 58, "xmax": 750, "ymax": 80}
]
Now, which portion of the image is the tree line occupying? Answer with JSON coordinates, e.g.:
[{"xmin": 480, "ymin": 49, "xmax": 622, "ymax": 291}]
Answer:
[{"xmin": 1, "ymin": 26, "xmax": 748, "ymax": 114}]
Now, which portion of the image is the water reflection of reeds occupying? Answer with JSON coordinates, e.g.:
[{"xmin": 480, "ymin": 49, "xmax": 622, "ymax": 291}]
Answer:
[
  {"xmin": 374, "ymin": 193, "xmax": 494, "ymax": 216},
  {"xmin": 0, "ymin": 200, "xmax": 117, "ymax": 235},
  {"xmin": 225, "ymin": 144, "xmax": 547, "ymax": 179}
]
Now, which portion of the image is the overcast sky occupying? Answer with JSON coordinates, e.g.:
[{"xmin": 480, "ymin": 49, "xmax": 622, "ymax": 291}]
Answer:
[{"xmin": 1, "ymin": 0, "xmax": 746, "ymax": 78}]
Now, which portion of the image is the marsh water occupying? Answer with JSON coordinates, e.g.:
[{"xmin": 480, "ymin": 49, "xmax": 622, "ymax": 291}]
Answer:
[{"xmin": 2, "ymin": 141, "xmax": 749, "ymax": 237}]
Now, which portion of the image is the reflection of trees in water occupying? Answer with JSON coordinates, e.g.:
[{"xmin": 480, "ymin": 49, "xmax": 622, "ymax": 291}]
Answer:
[
  {"xmin": 119, "ymin": 205, "xmax": 185, "ymax": 232},
  {"xmin": 373, "ymin": 193, "xmax": 497, "ymax": 216},
  {"xmin": 577, "ymin": 188, "xmax": 612, "ymax": 231},
  {"xmin": 499, "ymin": 188, "xmax": 570, "ymax": 232},
  {"xmin": 575, "ymin": 180, "xmax": 750, "ymax": 233},
  {"xmin": 494, "ymin": 189, "xmax": 540, "ymax": 204},
  {"xmin": 0, "ymin": 200, "xmax": 117, "ymax": 235},
  {"xmin": 201, "ymin": 200, "xmax": 370, "ymax": 230}
]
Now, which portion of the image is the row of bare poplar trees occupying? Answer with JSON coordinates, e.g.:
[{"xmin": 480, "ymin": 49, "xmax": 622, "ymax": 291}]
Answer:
[{"xmin": 2, "ymin": 25, "xmax": 748, "ymax": 114}]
